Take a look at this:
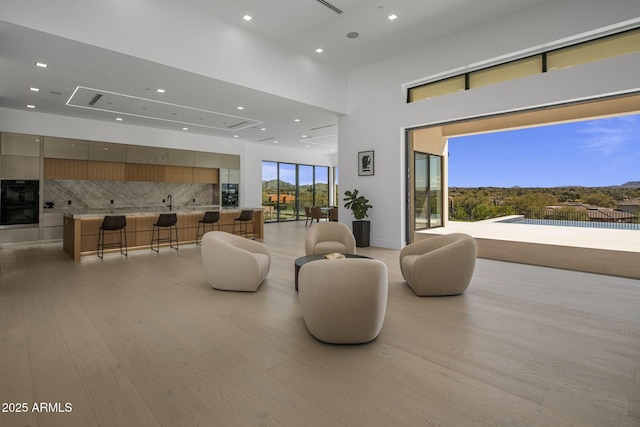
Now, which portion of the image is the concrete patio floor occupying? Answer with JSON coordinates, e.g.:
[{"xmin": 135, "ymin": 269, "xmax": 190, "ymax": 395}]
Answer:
[{"xmin": 417, "ymin": 216, "xmax": 640, "ymax": 279}]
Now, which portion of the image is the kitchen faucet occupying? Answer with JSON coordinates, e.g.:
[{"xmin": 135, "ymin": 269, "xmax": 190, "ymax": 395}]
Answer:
[{"xmin": 167, "ymin": 194, "xmax": 172, "ymax": 211}]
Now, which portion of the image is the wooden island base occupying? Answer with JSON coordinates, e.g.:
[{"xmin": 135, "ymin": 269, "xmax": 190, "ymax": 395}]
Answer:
[{"xmin": 63, "ymin": 209, "xmax": 264, "ymax": 261}]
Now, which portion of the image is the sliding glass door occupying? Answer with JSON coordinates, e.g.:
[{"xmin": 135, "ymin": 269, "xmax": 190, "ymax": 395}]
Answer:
[{"xmin": 414, "ymin": 151, "xmax": 443, "ymax": 230}]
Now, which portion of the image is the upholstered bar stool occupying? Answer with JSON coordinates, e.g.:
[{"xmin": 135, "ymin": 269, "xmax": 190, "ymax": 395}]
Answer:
[
  {"xmin": 233, "ymin": 210, "xmax": 255, "ymax": 239},
  {"xmin": 196, "ymin": 211, "xmax": 220, "ymax": 244},
  {"xmin": 151, "ymin": 213, "xmax": 178, "ymax": 252},
  {"xmin": 97, "ymin": 215, "xmax": 127, "ymax": 259}
]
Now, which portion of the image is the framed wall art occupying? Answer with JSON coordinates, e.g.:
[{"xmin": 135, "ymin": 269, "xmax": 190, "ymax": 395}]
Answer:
[{"xmin": 358, "ymin": 150, "xmax": 374, "ymax": 176}]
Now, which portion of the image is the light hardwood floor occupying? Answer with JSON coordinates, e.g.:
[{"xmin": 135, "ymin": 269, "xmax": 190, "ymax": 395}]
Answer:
[{"xmin": 1, "ymin": 221, "xmax": 639, "ymax": 426}]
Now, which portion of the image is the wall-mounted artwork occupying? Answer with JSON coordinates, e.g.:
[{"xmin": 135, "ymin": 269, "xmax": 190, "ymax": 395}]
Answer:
[{"xmin": 358, "ymin": 150, "xmax": 374, "ymax": 176}]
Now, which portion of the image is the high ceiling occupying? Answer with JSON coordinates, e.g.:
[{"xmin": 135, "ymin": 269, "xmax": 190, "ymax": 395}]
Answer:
[{"xmin": 0, "ymin": 0, "xmax": 547, "ymax": 153}]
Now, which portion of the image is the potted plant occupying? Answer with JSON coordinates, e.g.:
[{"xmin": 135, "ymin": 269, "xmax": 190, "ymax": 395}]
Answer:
[{"xmin": 343, "ymin": 189, "xmax": 373, "ymax": 247}]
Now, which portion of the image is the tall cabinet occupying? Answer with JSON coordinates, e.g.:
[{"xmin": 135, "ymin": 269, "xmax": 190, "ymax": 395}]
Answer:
[{"xmin": 0, "ymin": 133, "xmax": 42, "ymax": 244}]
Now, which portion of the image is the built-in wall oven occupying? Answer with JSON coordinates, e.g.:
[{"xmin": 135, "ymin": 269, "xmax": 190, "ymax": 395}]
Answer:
[{"xmin": 0, "ymin": 180, "xmax": 40, "ymax": 228}]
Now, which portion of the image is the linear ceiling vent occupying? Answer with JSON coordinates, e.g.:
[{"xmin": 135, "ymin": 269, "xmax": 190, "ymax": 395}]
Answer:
[
  {"xmin": 88, "ymin": 93, "xmax": 102, "ymax": 106},
  {"xmin": 228, "ymin": 121, "xmax": 248, "ymax": 129},
  {"xmin": 310, "ymin": 123, "xmax": 335, "ymax": 131},
  {"xmin": 316, "ymin": 0, "xmax": 343, "ymax": 14},
  {"xmin": 258, "ymin": 136, "xmax": 275, "ymax": 142}
]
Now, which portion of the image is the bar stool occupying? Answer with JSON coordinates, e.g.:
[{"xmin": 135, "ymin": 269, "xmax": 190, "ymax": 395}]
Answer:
[
  {"xmin": 233, "ymin": 210, "xmax": 255, "ymax": 239},
  {"xmin": 151, "ymin": 213, "xmax": 178, "ymax": 252},
  {"xmin": 196, "ymin": 211, "xmax": 220, "ymax": 244},
  {"xmin": 97, "ymin": 215, "xmax": 127, "ymax": 259}
]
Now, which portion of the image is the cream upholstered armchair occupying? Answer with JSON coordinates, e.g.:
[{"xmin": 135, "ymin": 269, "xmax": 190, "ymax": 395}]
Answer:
[
  {"xmin": 201, "ymin": 231, "xmax": 271, "ymax": 292},
  {"xmin": 399, "ymin": 233, "xmax": 476, "ymax": 296},
  {"xmin": 298, "ymin": 258, "xmax": 388, "ymax": 344},
  {"xmin": 305, "ymin": 222, "xmax": 356, "ymax": 256}
]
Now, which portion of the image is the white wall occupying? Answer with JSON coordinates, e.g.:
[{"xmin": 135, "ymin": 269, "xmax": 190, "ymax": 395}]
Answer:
[
  {"xmin": 340, "ymin": 0, "xmax": 640, "ymax": 249},
  {"xmin": 1, "ymin": 0, "xmax": 347, "ymax": 114}
]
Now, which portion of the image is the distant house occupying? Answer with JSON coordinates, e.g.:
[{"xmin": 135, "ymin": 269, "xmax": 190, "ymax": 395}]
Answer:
[
  {"xmin": 268, "ymin": 194, "xmax": 296, "ymax": 203},
  {"xmin": 548, "ymin": 203, "xmax": 637, "ymax": 223},
  {"xmin": 618, "ymin": 198, "xmax": 640, "ymax": 214}
]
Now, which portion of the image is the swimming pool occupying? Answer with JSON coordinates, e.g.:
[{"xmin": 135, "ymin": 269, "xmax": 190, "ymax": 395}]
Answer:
[{"xmin": 499, "ymin": 216, "xmax": 640, "ymax": 230}]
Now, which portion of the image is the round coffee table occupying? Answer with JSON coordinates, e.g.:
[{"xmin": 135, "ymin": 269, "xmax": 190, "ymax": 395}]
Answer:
[{"xmin": 294, "ymin": 253, "xmax": 372, "ymax": 291}]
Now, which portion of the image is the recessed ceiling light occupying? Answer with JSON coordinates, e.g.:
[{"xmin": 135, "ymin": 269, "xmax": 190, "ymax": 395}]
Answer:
[
  {"xmin": 234, "ymin": 135, "xmax": 239, "ymax": 138},
  {"xmin": 104, "ymin": 148, "xmax": 109, "ymax": 151},
  {"xmin": 315, "ymin": 48, "xmax": 324, "ymax": 53},
  {"xmin": 182, "ymin": 127, "xmax": 189, "ymax": 131},
  {"xmin": 388, "ymin": 14, "xmax": 398, "ymax": 20},
  {"xmin": 156, "ymin": 88, "xmax": 165, "ymax": 93},
  {"xmin": 260, "ymin": 127, "xmax": 266, "ymax": 131},
  {"xmin": 274, "ymin": 140, "xmax": 278, "ymax": 144},
  {"xmin": 301, "ymin": 134, "xmax": 307, "ymax": 138},
  {"xmin": 116, "ymin": 117, "xmax": 123, "ymax": 121},
  {"xmin": 30, "ymin": 87, "xmax": 40, "ymax": 92},
  {"xmin": 26, "ymin": 104, "xmax": 35, "ymax": 109},
  {"xmin": 35, "ymin": 62, "xmax": 47, "ymax": 68},
  {"xmin": 243, "ymin": 15, "xmax": 252, "ymax": 21},
  {"xmin": 294, "ymin": 119, "xmax": 301, "ymax": 122},
  {"xmin": 237, "ymin": 106, "xmax": 244, "ymax": 110},
  {"xmin": 305, "ymin": 145, "xmax": 310, "ymax": 148}
]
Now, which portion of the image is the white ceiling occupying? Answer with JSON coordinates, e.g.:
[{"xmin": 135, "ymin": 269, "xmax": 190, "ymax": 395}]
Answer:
[{"xmin": 0, "ymin": 0, "xmax": 547, "ymax": 153}]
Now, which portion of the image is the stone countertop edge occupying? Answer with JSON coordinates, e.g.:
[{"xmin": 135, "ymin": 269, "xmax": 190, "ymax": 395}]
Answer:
[{"xmin": 63, "ymin": 206, "xmax": 262, "ymax": 219}]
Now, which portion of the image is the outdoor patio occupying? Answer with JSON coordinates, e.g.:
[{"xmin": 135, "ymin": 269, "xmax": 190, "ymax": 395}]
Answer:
[{"xmin": 418, "ymin": 216, "xmax": 640, "ymax": 279}]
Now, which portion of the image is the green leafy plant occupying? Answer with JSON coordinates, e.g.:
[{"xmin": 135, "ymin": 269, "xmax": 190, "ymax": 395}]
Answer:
[{"xmin": 343, "ymin": 189, "xmax": 372, "ymax": 220}]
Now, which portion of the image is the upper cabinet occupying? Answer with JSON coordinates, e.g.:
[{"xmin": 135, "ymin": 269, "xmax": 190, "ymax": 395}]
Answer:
[
  {"xmin": 193, "ymin": 167, "xmax": 219, "ymax": 183},
  {"xmin": 221, "ymin": 154, "xmax": 240, "ymax": 169},
  {"xmin": 125, "ymin": 164, "xmax": 165, "ymax": 182},
  {"xmin": 86, "ymin": 160, "xmax": 126, "ymax": 181},
  {"xmin": 195, "ymin": 152, "xmax": 220, "ymax": 168},
  {"xmin": 164, "ymin": 165, "xmax": 194, "ymax": 183},
  {"xmin": 89, "ymin": 141, "xmax": 127, "ymax": 162},
  {"xmin": 44, "ymin": 158, "xmax": 88, "ymax": 180},
  {"xmin": 44, "ymin": 137, "xmax": 89, "ymax": 160},
  {"xmin": 167, "ymin": 149, "xmax": 195, "ymax": 167},
  {"xmin": 1, "ymin": 133, "xmax": 41, "ymax": 179},
  {"xmin": 1, "ymin": 132, "xmax": 233, "ymax": 183},
  {"xmin": 126, "ymin": 145, "xmax": 166, "ymax": 164},
  {"xmin": 1, "ymin": 133, "xmax": 41, "ymax": 157}
]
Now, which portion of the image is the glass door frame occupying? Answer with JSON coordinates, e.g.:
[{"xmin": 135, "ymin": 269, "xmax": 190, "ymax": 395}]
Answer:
[{"xmin": 405, "ymin": 129, "xmax": 444, "ymax": 244}]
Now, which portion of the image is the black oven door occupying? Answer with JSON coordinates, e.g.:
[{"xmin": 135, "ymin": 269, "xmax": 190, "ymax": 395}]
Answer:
[{"xmin": 0, "ymin": 180, "xmax": 40, "ymax": 226}]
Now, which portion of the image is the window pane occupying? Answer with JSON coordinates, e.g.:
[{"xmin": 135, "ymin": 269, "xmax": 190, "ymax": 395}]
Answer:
[
  {"xmin": 414, "ymin": 152, "xmax": 429, "ymax": 230},
  {"xmin": 334, "ymin": 166, "xmax": 339, "ymax": 206},
  {"xmin": 429, "ymin": 155, "xmax": 443, "ymax": 227},
  {"xmin": 278, "ymin": 163, "xmax": 297, "ymax": 221},
  {"xmin": 262, "ymin": 161, "xmax": 278, "ymax": 222},
  {"xmin": 314, "ymin": 167, "xmax": 329, "ymax": 207},
  {"xmin": 408, "ymin": 75, "xmax": 465, "ymax": 102},
  {"xmin": 299, "ymin": 165, "xmax": 314, "ymax": 213},
  {"xmin": 548, "ymin": 29, "xmax": 640, "ymax": 71},
  {"xmin": 469, "ymin": 55, "xmax": 542, "ymax": 88}
]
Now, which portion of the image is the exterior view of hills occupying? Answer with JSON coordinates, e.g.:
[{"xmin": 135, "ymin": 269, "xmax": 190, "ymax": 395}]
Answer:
[
  {"xmin": 262, "ymin": 179, "xmax": 330, "ymax": 221},
  {"xmin": 449, "ymin": 182, "xmax": 640, "ymax": 222}
]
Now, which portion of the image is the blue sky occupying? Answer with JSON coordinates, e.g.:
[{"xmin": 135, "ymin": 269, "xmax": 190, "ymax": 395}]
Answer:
[{"xmin": 448, "ymin": 113, "xmax": 640, "ymax": 187}]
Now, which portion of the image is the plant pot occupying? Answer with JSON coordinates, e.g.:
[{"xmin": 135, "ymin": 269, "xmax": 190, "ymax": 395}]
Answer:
[{"xmin": 352, "ymin": 220, "xmax": 370, "ymax": 247}]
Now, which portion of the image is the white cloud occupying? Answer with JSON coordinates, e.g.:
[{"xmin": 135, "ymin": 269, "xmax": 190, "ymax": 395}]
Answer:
[{"xmin": 577, "ymin": 114, "xmax": 640, "ymax": 155}]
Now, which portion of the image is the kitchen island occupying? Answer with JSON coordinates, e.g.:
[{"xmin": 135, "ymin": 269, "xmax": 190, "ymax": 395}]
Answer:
[{"xmin": 63, "ymin": 207, "xmax": 264, "ymax": 261}]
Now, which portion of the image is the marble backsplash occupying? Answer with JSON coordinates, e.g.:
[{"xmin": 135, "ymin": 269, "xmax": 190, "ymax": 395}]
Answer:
[{"xmin": 44, "ymin": 180, "xmax": 218, "ymax": 210}]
